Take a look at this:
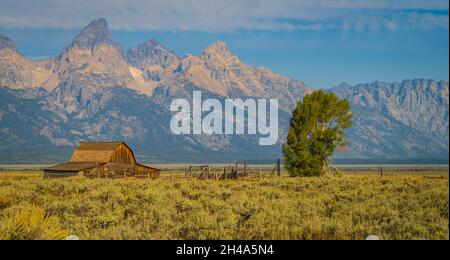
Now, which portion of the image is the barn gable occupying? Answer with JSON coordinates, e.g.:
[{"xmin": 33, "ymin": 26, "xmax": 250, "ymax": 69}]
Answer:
[{"xmin": 70, "ymin": 142, "xmax": 137, "ymax": 164}]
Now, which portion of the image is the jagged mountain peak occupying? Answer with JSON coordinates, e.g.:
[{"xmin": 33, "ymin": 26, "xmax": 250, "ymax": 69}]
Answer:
[
  {"xmin": 401, "ymin": 78, "xmax": 446, "ymax": 88},
  {"xmin": 70, "ymin": 18, "xmax": 115, "ymax": 49},
  {"xmin": 202, "ymin": 41, "xmax": 232, "ymax": 59},
  {"xmin": 0, "ymin": 32, "xmax": 60, "ymax": 91},
  {"xmin": 336, "ymin": 82, "xmax": 352, "ymax": 88},
  {"xmin": 332, "ymin": 79, "xmax": 449, "ymax": 144},
  {"xmin": 142, "ymin": 38, "xmax": 164, "ymax": 49},
  {"xmin": 52, "ymin": 18, "xmax": 133, "ymax": 91},
  {"xmin": 88, "ymin": 17, "xmax": 108, "ymax": 27},
  {"xmin": 334, "ymin": 79, "xmax": 448, "ymax": 92},
  {"xmin": 127, "ymin": 38, "xmax": 177, "ymax": 62},
  {"xmin": 126, "ymin": 38, "xmax": 180, "ymax": 82},
  {"xmin": 129, "ymin": 38, "xmax": 165, "ymax": 52},
  {"xmin": 0, "ymin": 33, "xmax": 16, "ymax": 51}
]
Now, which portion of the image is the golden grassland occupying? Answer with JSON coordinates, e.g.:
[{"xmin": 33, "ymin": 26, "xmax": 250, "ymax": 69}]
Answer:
[
  {"xmin": 1, "ymin": 170, "xmax": 448, "ymax": 179},
  {"xmin": 0, "ymin": 174, "xmax": 448, "ymax": 240},
  {"xmin": 0, "ymin": 171, "xmax": 44, "ymax": 178}
]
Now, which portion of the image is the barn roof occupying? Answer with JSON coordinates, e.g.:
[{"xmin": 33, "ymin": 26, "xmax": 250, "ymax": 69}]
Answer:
[
  {"xmin": 75, "ymin": 142, "xmax": 124, "ymax": 150},
  {"xmin": 136, "ymin": 164, "xmax": 161, "ymax": 172},
  {"xmin": 44, "ymin": 162, "xmax": 102, "ymax": 172},
  {"xmin": 70, "ymin": 142, "xmax": 131, "ymax": 163}
]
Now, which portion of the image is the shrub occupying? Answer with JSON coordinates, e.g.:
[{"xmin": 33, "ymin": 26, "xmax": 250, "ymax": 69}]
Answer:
[{"xmin": 0, "ymin": 205, "xmax": 69, "ymax": 240}]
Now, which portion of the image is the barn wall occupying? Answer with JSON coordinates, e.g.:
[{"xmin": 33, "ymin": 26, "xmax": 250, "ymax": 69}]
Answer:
[
  {"xmin": 44, "ymin": 171, "xmax": 80, "ymax": 178},
  {"xmin": 135, "ymin": 164, "xmax": 160, "ymax": 179},
  {"xmin": 110, "ymin": 144, "xmax": 137, "ymax": 164}
]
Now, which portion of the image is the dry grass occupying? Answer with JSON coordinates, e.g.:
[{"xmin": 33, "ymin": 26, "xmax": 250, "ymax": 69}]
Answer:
[
  {"xmin": 337, "ymin": 171, "xmax": 449, "ymax": 178},
  {"xmin": 0, "ymin": 175, "xmax": 448, "ymax": 240},
  {"xmin": 1, "ymin": 170, "xmax": 447, "ymax": 179},
  {"xmin": 0, "ymin": 171, "xmax": 43, "ymax": 179}
]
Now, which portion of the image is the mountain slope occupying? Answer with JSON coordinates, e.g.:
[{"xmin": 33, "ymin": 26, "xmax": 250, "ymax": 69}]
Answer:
[
  {"xmin": 54, "ymin": 18, "xmax": 133, "ymax": 90},
  {"xmin": 157, "ymin": 41, "xmax": 310, "ymax": 110},
  {"xmin": 0, "ymin": 33, "xmax": 58, "ymax": 90},
  {"xmin": 332, "ymin": 80, "xmax": 449, "ymax": 159},
  {"xmin": 0, "ymin": 18, "xmax": 448, "ymax": 163}
]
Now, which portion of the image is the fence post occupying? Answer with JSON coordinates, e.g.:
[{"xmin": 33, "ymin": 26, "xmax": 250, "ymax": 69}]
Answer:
[
  {"xmin": 277, "ymin": 159, "xmax": 281, "ymax": 177},
  {"xmin": 244, "ymin": 163, "xmax": 247, "ymax": 176}
]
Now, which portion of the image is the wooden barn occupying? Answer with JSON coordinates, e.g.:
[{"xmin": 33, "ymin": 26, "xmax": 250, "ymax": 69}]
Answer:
[{"xmin": 44, "ymin": 142, "xmax": 160, "ymax": 179}]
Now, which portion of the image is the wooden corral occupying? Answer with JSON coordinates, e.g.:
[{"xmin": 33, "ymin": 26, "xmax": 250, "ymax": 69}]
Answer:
[
  {"xmin": 183, "ymin": 160, "xmax": 283, "ymax": 180},
  {"xmin": 185, "ymin": 162, "xmax": 253, "ymax": 180},
  {"xmin": 44, "ymin": 142, "xmax": 160, "ymax": 179}
]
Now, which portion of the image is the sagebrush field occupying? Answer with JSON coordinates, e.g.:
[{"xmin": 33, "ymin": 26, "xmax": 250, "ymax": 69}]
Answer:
[{"xmin": 0, "ymin": 175, "xmax": 448, "ymax": 240}]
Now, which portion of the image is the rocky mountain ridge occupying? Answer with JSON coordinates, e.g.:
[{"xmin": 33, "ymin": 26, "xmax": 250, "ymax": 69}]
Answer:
[{"xmin": 0, "ymin": 18, "xmax": 448, "ymax": 163}]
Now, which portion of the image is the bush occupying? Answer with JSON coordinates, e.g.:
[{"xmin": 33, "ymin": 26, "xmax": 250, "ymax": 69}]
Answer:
[{"xmin": 0, "ymin": 205, "xmax": 68, "ymax": 240}]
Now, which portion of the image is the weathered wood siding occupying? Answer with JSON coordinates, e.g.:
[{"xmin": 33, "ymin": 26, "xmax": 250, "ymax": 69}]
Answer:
[
  {"xmin": 44, "ymin": 171, "xmax": 81, "ymax": 178},
  {"xmin": 135, "ymin": 164, "xmax": 160, "ymax": 179},
  {"xmin": 110, "ymin": 143, "xmax": 137, "ymax": 164}
]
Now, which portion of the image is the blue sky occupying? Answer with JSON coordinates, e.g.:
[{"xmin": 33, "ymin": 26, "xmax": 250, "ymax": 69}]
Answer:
[{"xmin": 0, "ymin": 0, "xmax": 448, "ymax": 88}]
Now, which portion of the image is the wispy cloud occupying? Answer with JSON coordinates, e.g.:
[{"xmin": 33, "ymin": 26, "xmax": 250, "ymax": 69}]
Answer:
[{"xmin": 0, "ymin": 0, "xmax": 448, "ymax": 31}]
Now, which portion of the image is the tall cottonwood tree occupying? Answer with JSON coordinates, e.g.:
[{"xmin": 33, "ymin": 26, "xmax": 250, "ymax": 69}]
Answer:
[{"xmin": 283, "ymin": 90, "xmax": 352, "ymax": 177}]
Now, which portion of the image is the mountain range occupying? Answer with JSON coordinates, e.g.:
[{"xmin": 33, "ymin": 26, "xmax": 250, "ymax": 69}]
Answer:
[{"xmin": 0, "ymin": 18, "xmax": 448, "ymax": 163}]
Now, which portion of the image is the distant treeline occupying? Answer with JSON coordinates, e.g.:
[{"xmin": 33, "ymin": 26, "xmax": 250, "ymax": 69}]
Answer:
[{"xmin": 331, "ymin": 158, "xmax": 449, "ymax": 165}]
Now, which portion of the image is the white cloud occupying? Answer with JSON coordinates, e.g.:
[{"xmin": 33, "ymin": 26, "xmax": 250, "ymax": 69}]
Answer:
[{"xmin": 0, "ymin": 0, "xmax": 448, "ymax": 31}]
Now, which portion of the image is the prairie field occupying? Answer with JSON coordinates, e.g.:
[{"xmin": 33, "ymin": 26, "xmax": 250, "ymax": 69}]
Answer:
[{"xmin": 0, "ymin": 173, "xmax": 448, "ymax": 240}]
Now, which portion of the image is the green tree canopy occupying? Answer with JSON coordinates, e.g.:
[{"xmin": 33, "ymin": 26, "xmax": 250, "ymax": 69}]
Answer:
[{"xmin": 283, "ymin": 90, "xmax": 352, "ymax": 177}]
